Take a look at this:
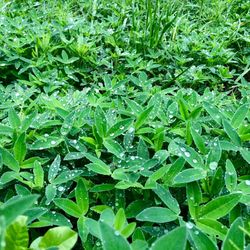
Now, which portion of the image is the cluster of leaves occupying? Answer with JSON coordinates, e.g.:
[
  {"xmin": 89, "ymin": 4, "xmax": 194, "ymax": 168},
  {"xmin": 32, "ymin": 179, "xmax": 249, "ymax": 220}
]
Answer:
[
  {"xmin": 0, "ymin": 0, "xmax": 250, "ymax": 92},
  {"xmin": 0, "ymin": 78, "xmax": 250, "ymax": 249},
  {"xmin": 0, "ymin": 0, "xmax": 250, "ymax": 249}
]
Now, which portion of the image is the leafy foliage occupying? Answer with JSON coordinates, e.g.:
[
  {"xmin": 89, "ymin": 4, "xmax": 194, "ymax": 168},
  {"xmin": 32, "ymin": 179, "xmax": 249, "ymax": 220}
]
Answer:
[{"xmin": 0, "ymin": 0, "xmax": 250, "ymax": 249}]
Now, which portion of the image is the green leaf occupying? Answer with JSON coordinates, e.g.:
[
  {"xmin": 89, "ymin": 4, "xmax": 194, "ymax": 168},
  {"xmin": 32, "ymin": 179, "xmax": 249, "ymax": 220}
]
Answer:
[
  {"xmin": 0, "ymin": 195, "xmax": 38, "ymax": 226},
  {"xmin": 135, "ymin": 106, "xmax": 154, "ymax": 130},
  {"xmin": 114, "ymin": 208, "xmax": 126, "ymax": 231},
  {"xmin": 99, "ymin": 221, "xmax": 131, "ymax": 250},
  {"xmin": 173, "ymin": 168, "xmax": 207, "ymax": 184},
  {"xmin": 153, "ymin": 184, "xmax": 180, "ymax": 214},
  {"xmin": 196, "ymin": 219, "xmax": 228, "ymax": 240},
  {"xmin": 8, "ymin": 108, "xmax": 21, "ymax": 129},
  {"xmin": 103, "ymin": 139, "xmax": 124, "ymax": 158},
  {"xmin": 0, "ymin": 147, "xmax": 19, "ymax": 172},
  {"xmin": 86, "ymin": 163, "xmax": 111, "ymax": 175},
  {"xmin": 121, "ymin": 222, "xmax": 136, "ymax": 238},
  {"xmin": 29, "ymin": 137, "xmax": 63, "ymax": 150},
  {"xmin": 52, "ymin": 170, "xmax": 83, "ymax": 185},
  {"xmin": 231, "ymin": 104, "xmax": 249, "ymax": 129},
  {"xmin": 33, "ymin": 161, "xmax": 44, "ymax": 188},
  {"xmin": 177, "ymin": 143, "xmax": 204, "ymax": 169},
  {"xmin": 48, "ymin": 155, "xmax": 61, "ymax": 183},
  {"xmin": 136, "ymin": 207, "xmax": 178, "ymax": 223},
  {"xmin": 222, "ymin": 217, "xmax": 244, "ymax": 250},
  {"xmin": 0, "ymin": 125, "xmax": 13, "ymax": 136},
  {"xmin": 14, "ymin": 132, "xmax": 27, "ymax": 164},
  {"xmin": 199, "ymin": 193, "xmax": 242, "ymax": 219},
  {"xmin": 107, "ymin": 119, "xmax": 134, "ymax": 138},
  {"xmin": 30, "ymin": 226, "xmax": 77, "ymax": 250},
  {"xmin": 5, "ymin": 216, "xmax": 29, "ymax": 250},
  {"xmin": 222, "ymin": 119, "xmax": 241, "ymax": 146},
  {"xmin": 75, "ymin": 178, "xmax": 89, "ymax": 215},
  {"xmin": 225, "ymin": 160, "xmax": 237, "ymax": 192},
  {"xmin": 188, "ymin": 226, "xmax": 217, "ymax": 250},
  {"xmin": 77, "ymin": 217, "xmax": 89, "ymax": 243},
  {"xmin": 178, "ymin": 98, "xmax": 189, "ymax": 121},
  {"xmin": 191, "ymin": 127, "xmax": 206, "ymax": 154},
  {"xmin": 203, "ymin": 102, "xmax": 222, "ymax": 125},
  {"xmin": 45, "ymin": 184, "xmax": 56, "ymax": 204},
  {"xmin": 164, "ymin": 158, "xmax": 185, "ymax": 185},
  {"xmin": 54, "ymin": 198, "xmax": 82, "ymax": 218},
  {"xmin": 240, "ymin": 148, "xmax": 250, "ymax": 164},
  {"xmin": 152, "ymin": 226, "xmax": 187, "ymax": 250},
  {"xmin": 95, "ymin": 106, "xmax": 107, "ymax": 138},
  {"xmin": 187, "ymin": 181, "xmax": 202, "ymax": 220}
]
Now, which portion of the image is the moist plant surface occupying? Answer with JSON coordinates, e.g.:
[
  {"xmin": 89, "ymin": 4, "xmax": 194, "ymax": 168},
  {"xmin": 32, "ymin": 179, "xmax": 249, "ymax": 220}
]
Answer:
[{"xmin": 0, "ymin": 1, "xmax": 250, "ymax": 250}]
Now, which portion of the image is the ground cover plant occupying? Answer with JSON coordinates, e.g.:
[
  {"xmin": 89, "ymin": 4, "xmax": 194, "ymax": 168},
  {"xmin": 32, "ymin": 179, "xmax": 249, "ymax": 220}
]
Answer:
[{"xmin": 0, "ymin": 0, "xmax": 250, "ymax": 249}]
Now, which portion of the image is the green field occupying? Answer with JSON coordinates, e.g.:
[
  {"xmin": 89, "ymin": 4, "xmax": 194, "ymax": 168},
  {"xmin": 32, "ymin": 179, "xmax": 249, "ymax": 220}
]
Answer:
[{"xmin": 0, "ymin": 0, "xmax": 250, "ymax": 249}]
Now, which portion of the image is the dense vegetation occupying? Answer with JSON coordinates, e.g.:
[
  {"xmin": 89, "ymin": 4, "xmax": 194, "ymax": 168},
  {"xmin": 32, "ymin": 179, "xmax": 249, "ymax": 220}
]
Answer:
[{"xmin": 0, "ymin": 0, "xmax": 250, "ymax": 249}]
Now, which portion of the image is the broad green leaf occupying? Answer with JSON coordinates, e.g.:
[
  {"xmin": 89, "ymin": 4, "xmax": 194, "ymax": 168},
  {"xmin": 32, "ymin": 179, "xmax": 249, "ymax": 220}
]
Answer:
[
  {"xmin": 0, "ymin": 125, "xmax": 13, "ymax": 136},
  {"xmin": 33, "ymin": 161, "xmax": 44, "ymax": 188},
  {"xmin": 52, "ymin": 170, "xmax": 83, "ymax": 185},
  {"xmin": 222, "ymin": 119, "xmax": 241, "ymax": 146},
  {"xmin": 103, "ymin": 139, "xmax": 124, "ymax": 158},
  {"xmin": 137, "ymin": 138, "xmax": 149, "ymax": 159},
  {"xmin": 203, "ymin": 102, "xmax": 222, "ymax": 125},
  {"xmin": 54, "ymin": 198, "xmax": 82, "ymax": 218},
  {"xmin": 191, "ymin": 127, "xmax": 206, "ymax": 154},
  {"xmin": 30, "ymin": 226, "xmax": 77, "ymax": 250},
  {"xmin": 152, "ymin": 226, "xmax": 187, "ymax": 250},
  {"xmin": 135, "ymin": 106, "xmax": 154, "ymax": 130},
  {"xmin": 0, "ymin": 147, "xmax": 19, "ymax": 172},
  {"xmin": 14, "ymin": 132, "xmax": 27, "ymax": 164},
  {"xmin": 136, "ymin": 207, "xmax": 178, "ymax": 223},
  {"xmin": 121, "ymin": 222, "xmax": 136, "ymax": 238},
  {"xmin": 231, "ymin": 104, "xmax": 249, "ymax": 128},
  {"xmin": 48, "ymin": 155, "xmax": 61, "ymax": 183},
  {"xmin": 206, "ymin": 138, "xmax": 221, "ymax": 170},
  {"xmin": 164, "ymin": 158, "xmax": 185, "ymax": 185},
  {"xmin": 45, "ymin": 184, "xmax": 56, "ymax": 204},
  {"xmin": 196, "ymin": 219, "xmax": 228, "ymax": 240},
  {"xmin": 173, "ymin": 168, "xmax": 207, "ymax": 184},
  {"xmin": 77, "ymin": 217, "xmax": 89, "ymax": 243},
  {"xmin": 177, "ymin": 143, "xmax": 204, "ymax": 169},
  {"xmin": 75, "ymin": 178, "xmax": 89, "ymax": 215},
  {"xmin": 95, "ymin": 106, "xmax": 107, "ymax": 138},
  {"xmin": 0, "ymin": 195, "xmax": 38, "ymax": 226},
  {"xmin": 8, "ymin": 108, "xmax": 21, "ymax": 129},
  {"xmin": 222, "ymin": 217, "xmax": 244, "ymax": 250},
  {"xmin": 5, "ymin": 216, "xmax": 29, "ymax": 250},
  {"xmin": 86, "ymin": 163, "xmax": 111, "ymax": 175},
  {"xmin": 153, "ymin": 184, "xmax": 180, "ymax": 214},
  {"xmin": 187, "ymin": 181, "xmax": 202, "ymax": 220},
  {"xmin": 225, "ymin": 160, "xmax": 237, "ymax": 192},
  {"xmin": 114, "ymin": 208, "xmax": 126, "ymax": 231},
  {"xmin": 29, "ymin": 137, "xmax": 63, "ymax": 150},
  {"xmin": 188, "ymin": 226, "xmax": 217, "ymax": 250},
  {"xmin": 99, "ymin": 221, "xmax": 131, "ymax": 250},
  {"xmin": 199, "ymin": 193, "xmax": 242, "ymax": 219},
  {"xmin": 107, "ymin": 119, "xmax": 134, "ymax": 138},
  {"xmin": 64, "ymin": 152, "xmax": 85, "ymax": 160},
  {"xmin": 178, "ymin": 98, "xmax": 189, "ymax": 121},
  {"xmin": 240, "ymin": 148, "xmax": 250, "ymax": 164}
]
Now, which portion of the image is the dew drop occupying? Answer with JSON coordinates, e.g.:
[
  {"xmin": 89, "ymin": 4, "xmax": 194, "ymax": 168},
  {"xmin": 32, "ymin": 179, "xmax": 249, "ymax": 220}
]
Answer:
[
  {"xmin": 192, "ymin": 159, "xmax": 198, "ymax": 164},
  {"xmin": 51, "ymin": 140, "xmax": 56, "ymax": 145},
  {"xmin": 186, "ymin": 222, "xmax": 194, "ymax": 229},
  {"xmin": 119, "ymin": 126, "xmax": 124, "ymax": 130},
  {"xmin": 110, "ymin": 133, "xmax": 114, "ymax": 136},
  {"xmin": 180, "ymin": 147, "xmax": 186, "ymax": 152},
  {"xmin": 209, "ymin": 162, "xmax": 218, "ymax": 170},
  {"xmin": 58, "ymin": 186, "xmax": 64, "ymax": 192},
  {"xmin": 184, "ymin": 151, "xmax": 191, "ymax": 157},
  {"xmin": 114, "ymin": 231, "xmax": 120, "ymax": 236},
  {"xmin": 245, "ymin": 180, "xmax": 250, "ymax": 186}
]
